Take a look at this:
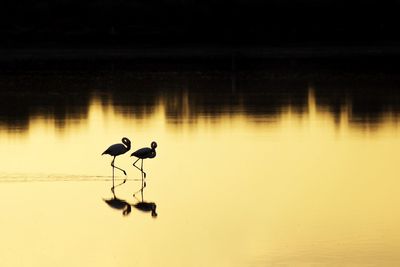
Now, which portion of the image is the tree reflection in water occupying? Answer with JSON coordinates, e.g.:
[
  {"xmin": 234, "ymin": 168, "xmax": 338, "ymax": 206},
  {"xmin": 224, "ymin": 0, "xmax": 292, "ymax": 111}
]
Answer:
[{"xmin": 1, "ymin": 61, "xmax": 400, "ymax": 132}]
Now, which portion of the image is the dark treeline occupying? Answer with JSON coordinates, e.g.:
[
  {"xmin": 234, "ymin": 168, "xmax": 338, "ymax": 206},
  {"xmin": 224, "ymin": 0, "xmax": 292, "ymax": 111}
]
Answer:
[
  {"xmin": 2, "ymin": 0, "xmax": 400, "ymax": 47},
  {"xmin": 1, "ymin": 63, "xmax": 400, "ymax": 130}
]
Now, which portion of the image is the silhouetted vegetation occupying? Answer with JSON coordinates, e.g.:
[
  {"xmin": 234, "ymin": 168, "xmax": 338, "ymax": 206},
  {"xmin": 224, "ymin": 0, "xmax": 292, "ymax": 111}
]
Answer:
[{"xmin": 1, "ymin": 60, "xmax": 400, "ymax": 130}]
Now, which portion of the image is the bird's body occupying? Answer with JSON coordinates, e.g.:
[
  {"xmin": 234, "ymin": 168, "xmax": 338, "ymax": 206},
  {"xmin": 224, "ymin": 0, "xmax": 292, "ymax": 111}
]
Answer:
[
  {"xmin": 131, "ymin": 147, "xmax": 156, "ymax": 159},
  {"xmin": 131, "ymin": 141, "xmax": 157, "ymax": 178},
  {"xmin": 134, "ymin": 202, "xmax": 155, "ymax": 211},
  {"xmin": 102, "ymin": 139, "xmax": 131, "ymax": 157},
  {"xmin": 104, "ymin": 194, "xmax": 132, "ymax": 216},
  {"xmin": 132, "ymin": 185, "xmax": 158, "ymax": 217},
  {"xmin": 102, "ymin": 144, "xmax": 129, "ymax": 157},
  {"xmin": 104, "ymin": 198, "xmax": 129, "ymax": 210},
  {"xmin": 102, "ymin": 137, "xmax": 131, "ymax": 187},
  {"xmin": 134, "ymin": 202, "xmax": 157, "ymax": 217},
  {"xmin": 103, "ymin": 196, "xmax": 156, "ymax": 217}
]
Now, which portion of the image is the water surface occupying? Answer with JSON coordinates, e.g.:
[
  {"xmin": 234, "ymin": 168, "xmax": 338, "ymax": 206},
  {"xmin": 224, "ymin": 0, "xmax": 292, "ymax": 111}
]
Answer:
[{"xmin": 1, "ymin": 69, "xmax": 400, "ymax": 266}]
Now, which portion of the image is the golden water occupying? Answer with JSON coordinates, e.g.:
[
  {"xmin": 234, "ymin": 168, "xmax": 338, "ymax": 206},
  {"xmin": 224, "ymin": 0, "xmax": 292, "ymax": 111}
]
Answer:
[{"xmin": 0, "ymin": 88, "xmax": 400, "ymax": 266}]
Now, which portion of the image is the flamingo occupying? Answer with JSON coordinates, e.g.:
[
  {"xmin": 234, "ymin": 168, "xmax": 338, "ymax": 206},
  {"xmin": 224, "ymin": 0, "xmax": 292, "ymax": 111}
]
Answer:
[
  {"xmin": 102, "ymin": 137, "xmax": 131, "ymax": 187},
  {"xmin": 104, "ymin": 185, "xmax": 157, "ymax": 217},
  {"xmin": 131, "ymin": 141, "xmax": 157, "ymax": 178},
  {"xmin": 103, "ymin": 190, "xmax": 132, "ymax": 216},
  {"xmin": 132, "ymin": 183, "xmax": 157, "ymax": 217},
  {"xmin": 133, "ymin": 201, "xmax": 157, "ymax": 217}
]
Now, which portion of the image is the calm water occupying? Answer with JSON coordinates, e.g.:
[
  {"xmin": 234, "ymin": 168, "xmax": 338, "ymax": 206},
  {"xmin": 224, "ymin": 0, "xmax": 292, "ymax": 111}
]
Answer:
[{"xmin": 1, "ymin": 69, "xmax": 400, "ymax": 266}]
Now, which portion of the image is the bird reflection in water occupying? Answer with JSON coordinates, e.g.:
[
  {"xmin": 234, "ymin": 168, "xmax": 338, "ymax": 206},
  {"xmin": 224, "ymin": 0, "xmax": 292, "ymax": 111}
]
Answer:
[
  {"xmin": 103, "ymin": 187, "xmax": 132, "ymax": 216},
  {"xmin": 132, "ymin": 181, "xmax": 157, "ymax": 217},
  {"xmin": 103, "ymin": 183, "xmax": 157, "ymax": 217}
]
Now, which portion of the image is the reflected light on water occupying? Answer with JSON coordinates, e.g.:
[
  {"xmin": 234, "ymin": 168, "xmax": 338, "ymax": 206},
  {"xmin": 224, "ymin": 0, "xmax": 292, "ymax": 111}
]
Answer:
[{"xmin": 0, "ymin": 86, "xmax": 400, "ymax": 266}]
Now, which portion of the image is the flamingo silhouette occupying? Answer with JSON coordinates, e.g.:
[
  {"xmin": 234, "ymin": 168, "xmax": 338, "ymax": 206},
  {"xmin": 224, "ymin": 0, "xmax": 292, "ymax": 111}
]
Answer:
[
  {"xmin": 131, "ymin": 141, "xmax": 157, "ymax": 178},
  {"xmin": 103, "ymin": 188, "xmax": 132, "ymax": 216},
  {"xmin": 102, "ymin": 137, "xmax": 131, "ymax": 187},
  {"xmin": 132, "ymin": 182, "xmax": 157, "ymax": 217},
  {"xmin": 104, "ymin": 184, "xmax": 157, "ymax": 217},
  {"xmin": 133, "ymin": 201, "xmax": 157, "ymax": 217}
]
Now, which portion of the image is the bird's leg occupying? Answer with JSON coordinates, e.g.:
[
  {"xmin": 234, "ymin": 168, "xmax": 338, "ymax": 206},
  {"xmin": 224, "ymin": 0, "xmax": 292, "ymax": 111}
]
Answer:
[
  {"xmin": 135, "ymin": 179, "xmax": 145, "ymax": 202},
  {"xmin": 132, "ymin": 158, "xmax": 145, "ymax": 177},
  {"xmin": 133, "ymin": 167, "xmax": 147, "ymax": 198},
  {"xmin": 111, "ymin": 157, "xmax": 115, "ymax": 188},
  {"xmin": 111, "ymin": 179, "xmax": 126, "ymax": 195},
  {"xmin": 141, "ymin": 159, "xmax": 147, "ymax": 178},
  {"xmin": 111, "ymin": 157, "xmax": 127, "ymax": 176},
  {"xmin": 111, "ymin": 186, "xmax": 115, "ymax": 195},
  {"xmin": 140, "ymin": 183, "xmax": 144, "ymax": 202},
  {"xmin": 132, "ymin": 181, "xmax": 146, "ymax": 198},
  {"xmin": 141, "ymin": 162, "xmax": 146, "ymax": 187},
  {"xmin": 114, "ymin": 178, "xmax": 127, "ymax": 188}
]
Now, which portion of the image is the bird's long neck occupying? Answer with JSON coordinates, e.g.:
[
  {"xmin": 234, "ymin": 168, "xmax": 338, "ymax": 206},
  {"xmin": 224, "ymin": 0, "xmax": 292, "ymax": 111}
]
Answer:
[
  {"xmin": 122, "ymin": 138, "xmax": 131, "ymax": 152},
  {"xmin": 123, "ymin": 205, "xmax": 131, "ymax": 216},
  {"xmin": 125, "ymin": 142, "xmax": 131, "ymax": 151}
]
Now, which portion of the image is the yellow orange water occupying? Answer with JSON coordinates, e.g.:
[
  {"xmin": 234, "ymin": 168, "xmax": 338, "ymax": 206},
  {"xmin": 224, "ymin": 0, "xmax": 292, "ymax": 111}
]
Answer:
[{"xmin": 0, "ymin": 89, "xmax": 400, "ymax": 266}]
